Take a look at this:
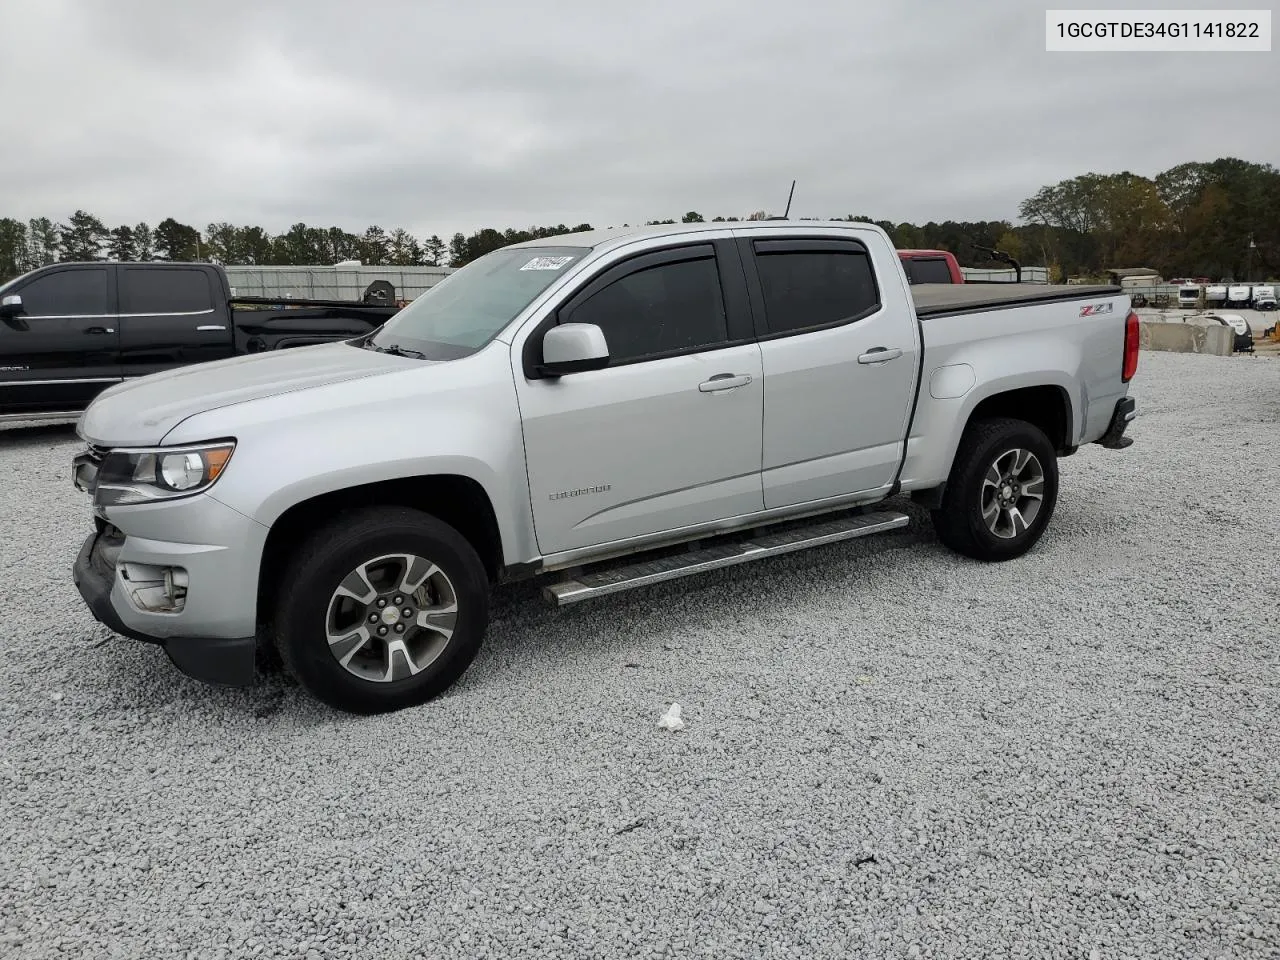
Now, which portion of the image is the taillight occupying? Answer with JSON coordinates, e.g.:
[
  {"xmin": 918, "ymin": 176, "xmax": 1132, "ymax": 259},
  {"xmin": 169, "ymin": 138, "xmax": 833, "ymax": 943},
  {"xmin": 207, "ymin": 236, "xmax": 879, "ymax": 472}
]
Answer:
[{"xmin": 1122, "ymin": 309, "xmax": 1139, "ymax": 382}]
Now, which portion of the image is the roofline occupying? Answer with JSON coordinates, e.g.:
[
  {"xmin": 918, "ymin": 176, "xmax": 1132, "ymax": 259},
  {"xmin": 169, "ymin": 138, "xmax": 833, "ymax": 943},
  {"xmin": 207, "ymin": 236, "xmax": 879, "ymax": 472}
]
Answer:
[{"xmin": 505, "ymin": 219, "xmax": 894, "ymax": 257}]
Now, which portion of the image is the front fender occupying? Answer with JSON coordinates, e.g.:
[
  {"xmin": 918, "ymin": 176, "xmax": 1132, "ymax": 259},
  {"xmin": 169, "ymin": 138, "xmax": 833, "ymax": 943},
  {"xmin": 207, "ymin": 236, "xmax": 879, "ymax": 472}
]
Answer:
[{"xmin": 162, "ymin": 349, "xmax": 539, "ymax": 566}]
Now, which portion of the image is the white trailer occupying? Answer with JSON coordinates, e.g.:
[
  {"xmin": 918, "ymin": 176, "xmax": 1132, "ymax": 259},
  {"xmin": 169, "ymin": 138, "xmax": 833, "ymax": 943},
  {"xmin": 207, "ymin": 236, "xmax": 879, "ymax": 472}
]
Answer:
[
  {"xmin": 223, "ymin": 263, "xmax": 454, "ymax": 302},
  {"xmin": 1227, "ymin": 284, "xmax": 1252, "ymax": 307}
]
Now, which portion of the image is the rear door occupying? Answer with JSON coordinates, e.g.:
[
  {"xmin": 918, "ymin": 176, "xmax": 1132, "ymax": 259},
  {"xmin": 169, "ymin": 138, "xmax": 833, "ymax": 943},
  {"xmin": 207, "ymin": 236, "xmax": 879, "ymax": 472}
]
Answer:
[
  {"xmin": 514, "ymin": 240, "xmax": 765, "ymax": 556},
  {"xmin": 0, "ymin": 264, "xmax": 120, "ymax": 414},
  {"xmin": 739, "ymin": 232, "xmax": 920, "ymax": 510},
  {"xmin": 119, "ymin": 266, "xmax": 234, "ymax": 379}
]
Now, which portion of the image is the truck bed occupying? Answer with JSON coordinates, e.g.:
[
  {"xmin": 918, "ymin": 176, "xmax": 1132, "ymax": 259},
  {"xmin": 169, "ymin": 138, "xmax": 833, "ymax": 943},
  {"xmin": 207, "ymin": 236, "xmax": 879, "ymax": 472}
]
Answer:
[{"xmin": 911, "ymin": 283, "xmax": 1123, "ymax": 318}]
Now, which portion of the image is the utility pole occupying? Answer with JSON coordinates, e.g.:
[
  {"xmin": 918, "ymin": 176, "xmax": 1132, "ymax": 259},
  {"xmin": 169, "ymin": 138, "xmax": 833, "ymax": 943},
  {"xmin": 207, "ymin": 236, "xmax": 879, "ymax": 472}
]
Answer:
[{"xmin": 1246, "ymin": 234, "xmax": 1255, "ymax": 280}]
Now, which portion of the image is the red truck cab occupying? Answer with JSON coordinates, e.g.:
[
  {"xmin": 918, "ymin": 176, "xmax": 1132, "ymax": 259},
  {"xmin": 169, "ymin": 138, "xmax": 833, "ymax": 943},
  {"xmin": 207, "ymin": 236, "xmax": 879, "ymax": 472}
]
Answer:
[{"xmin": 898, "ymin": 249, "xmax": 964, "ymax": 284}]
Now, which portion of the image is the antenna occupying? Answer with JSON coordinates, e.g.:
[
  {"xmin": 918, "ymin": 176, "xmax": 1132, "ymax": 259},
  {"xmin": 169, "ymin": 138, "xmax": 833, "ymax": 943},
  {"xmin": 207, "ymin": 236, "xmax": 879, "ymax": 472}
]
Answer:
[{"xmin": 767, "ymin": 180, "xmax": 797, "ymax": 221}]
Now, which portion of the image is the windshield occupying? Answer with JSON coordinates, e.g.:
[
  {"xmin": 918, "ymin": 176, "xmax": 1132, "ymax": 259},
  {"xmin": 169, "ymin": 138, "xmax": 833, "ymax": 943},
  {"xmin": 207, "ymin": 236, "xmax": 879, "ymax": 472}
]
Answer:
[{"xmin": 364, "ymin": 245, "xmax": 589, "ymax": 360}]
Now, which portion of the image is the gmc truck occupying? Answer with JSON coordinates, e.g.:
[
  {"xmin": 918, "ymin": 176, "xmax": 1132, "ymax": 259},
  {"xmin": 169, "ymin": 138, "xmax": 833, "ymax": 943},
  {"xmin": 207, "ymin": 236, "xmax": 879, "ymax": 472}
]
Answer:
[
  {"xmin": 69, "ymin": 222, "xmax": 1139, "ymax": 714},
  {"xmin": 0, "ymin": 261, "xmax": 398, "ymax": 422}
]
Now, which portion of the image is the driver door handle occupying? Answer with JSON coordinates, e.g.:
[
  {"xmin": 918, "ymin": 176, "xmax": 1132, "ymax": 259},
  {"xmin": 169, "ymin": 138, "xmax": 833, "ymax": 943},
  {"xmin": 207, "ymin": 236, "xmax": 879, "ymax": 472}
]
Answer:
[
  {"xmin": 857, "ymin": 347, "xmax": 902, "ymax": 364},
  {"xmin": 699, "ymin": 373, "xmax": 753, "ymax": 393},
  {"xmin": 85, "ymin": 326, "xmax": 115, "ymax": 335}
]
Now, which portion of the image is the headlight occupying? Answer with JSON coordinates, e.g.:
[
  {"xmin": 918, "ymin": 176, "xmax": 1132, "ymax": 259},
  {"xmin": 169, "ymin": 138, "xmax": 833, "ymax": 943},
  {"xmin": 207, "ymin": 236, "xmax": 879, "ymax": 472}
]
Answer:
[{"xmin": 96, "ymin": 441, "xmax": 235, "ymax": 506}]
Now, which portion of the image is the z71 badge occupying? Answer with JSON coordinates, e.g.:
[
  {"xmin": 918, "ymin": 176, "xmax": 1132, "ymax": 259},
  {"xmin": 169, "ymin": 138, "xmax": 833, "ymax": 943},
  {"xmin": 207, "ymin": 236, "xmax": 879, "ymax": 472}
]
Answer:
[{"xmin": 1079, "ymin": 302, "xmax": 1115, "ymax": 317}]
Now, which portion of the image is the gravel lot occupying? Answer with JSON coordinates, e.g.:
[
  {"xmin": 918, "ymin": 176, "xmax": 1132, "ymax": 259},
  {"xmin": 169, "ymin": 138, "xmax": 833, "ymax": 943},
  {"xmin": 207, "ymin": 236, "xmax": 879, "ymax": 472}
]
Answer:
[{"xmin": 2, "ymin": 350, "xmax": 1278, "ymax": 959}]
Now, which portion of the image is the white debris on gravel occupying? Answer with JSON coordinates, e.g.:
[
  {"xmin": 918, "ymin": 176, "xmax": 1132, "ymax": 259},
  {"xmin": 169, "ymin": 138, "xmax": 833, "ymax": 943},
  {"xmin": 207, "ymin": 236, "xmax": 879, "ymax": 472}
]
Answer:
[
  {"xmin": 657, "ymin": 702, "xmax": 685, "ymax": 731},
  {"xmin": 1, "ymin": 350, "xmax": 1278, "ymax": 959}
]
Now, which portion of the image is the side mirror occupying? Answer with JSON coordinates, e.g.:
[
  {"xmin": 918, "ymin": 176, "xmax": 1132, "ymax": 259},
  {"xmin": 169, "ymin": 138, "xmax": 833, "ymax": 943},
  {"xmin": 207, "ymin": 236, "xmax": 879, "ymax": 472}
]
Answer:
[
  {"xmin": 538, "ymin": 323, "xmax": 609, "ymax": 377},
  {"xmin": 0, "ymin": 294, "xmax": 22, "ymax": 318}
]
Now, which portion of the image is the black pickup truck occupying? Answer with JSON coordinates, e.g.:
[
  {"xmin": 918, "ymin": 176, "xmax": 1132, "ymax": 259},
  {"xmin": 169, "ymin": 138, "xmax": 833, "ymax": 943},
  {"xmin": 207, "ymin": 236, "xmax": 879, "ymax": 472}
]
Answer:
[{"xmin": 0, "ymin": 261, "xmax": 399, "ymax": 423}]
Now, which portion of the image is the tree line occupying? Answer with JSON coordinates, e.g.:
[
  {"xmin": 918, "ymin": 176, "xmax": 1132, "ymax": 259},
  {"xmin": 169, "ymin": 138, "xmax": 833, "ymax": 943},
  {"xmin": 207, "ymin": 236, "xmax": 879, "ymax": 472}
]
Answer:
[{"xmin": 2, "ymin": 156, "xmax": 1275, "ymax": 284}]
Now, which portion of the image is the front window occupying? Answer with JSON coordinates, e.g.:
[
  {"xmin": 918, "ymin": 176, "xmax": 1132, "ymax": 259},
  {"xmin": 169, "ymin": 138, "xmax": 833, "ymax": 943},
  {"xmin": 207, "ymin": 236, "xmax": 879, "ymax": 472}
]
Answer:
[
  {"xmin": 562, "ymin": 253, "xmax": 730, "ymax": 363},
  {"xmin": 364, "ymin": 246, "xmax": 589, "ymax": 360},
  {"xmin": 11, "ymin": 267, "xmax": 109, "ymax": 316}
]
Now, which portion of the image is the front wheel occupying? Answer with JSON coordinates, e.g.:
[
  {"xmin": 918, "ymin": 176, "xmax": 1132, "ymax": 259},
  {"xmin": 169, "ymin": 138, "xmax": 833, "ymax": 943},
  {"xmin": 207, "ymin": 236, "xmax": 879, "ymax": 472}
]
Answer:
[
  {"xmin": 931, "ymin": 417, "xmax": 1059, "ymax": 562},
  {"xmin": 274, "ymin": 507, "xmax": 489, "ymax": 714}
]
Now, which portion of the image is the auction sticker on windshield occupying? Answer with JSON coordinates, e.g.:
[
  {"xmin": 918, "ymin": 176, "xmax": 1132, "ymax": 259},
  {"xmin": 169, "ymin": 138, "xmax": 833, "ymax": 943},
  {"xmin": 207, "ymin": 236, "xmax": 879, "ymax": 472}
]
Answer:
[{"xmin": 520, "ymin": 256, "xmax": 576, "ymax": 271}]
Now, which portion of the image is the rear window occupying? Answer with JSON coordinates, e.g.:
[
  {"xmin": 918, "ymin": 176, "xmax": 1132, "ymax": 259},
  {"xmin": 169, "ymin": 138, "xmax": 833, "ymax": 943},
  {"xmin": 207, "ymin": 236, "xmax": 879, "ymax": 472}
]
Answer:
[
  {"xmin": 753, "ymin": 240, "xmax": 880, "ymax": 335},
  {"xmin": 904, "ymin": 258, "xmax": 954, "ymax": 284},
  {"xmin": 120, "ymin": 268, "xmax": 215, "ymax": 314}
]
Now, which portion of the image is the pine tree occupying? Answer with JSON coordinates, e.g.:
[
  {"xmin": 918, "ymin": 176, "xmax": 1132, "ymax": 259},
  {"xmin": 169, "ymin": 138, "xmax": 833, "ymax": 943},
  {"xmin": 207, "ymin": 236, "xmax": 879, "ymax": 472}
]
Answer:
[
  {"xmin": 59, "ymin": 210, "xmax": 109, "ymax": 260},
  {"xmin": 133, "ymin": 222, "xmax": 155, "ymax": 260},
  {"xmin": 360, "ymin": 226, "xmax": 390, "ymax": 265},
  {"xmin": 107, "ymin": 225, "xmax": 136, "ymax": 261}
]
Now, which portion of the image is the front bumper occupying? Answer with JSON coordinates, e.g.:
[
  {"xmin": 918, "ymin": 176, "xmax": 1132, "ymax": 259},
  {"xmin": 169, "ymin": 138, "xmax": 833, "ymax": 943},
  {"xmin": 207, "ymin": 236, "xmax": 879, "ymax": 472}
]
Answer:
[
  {"xmin": 72, "ymin": 522, "xmax": 259, "ymax": 686},
  {"xmin": 1096, "ymin": 396, "xmax": 1137, "ymax": 450}
]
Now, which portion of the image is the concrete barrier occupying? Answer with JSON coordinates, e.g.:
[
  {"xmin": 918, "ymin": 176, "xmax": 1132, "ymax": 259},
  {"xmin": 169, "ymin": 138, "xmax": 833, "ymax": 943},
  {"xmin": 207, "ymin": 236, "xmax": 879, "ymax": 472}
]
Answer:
[{"xmin": 1138, "ymin": 321, "xmax": 1234, "ymax": 356}]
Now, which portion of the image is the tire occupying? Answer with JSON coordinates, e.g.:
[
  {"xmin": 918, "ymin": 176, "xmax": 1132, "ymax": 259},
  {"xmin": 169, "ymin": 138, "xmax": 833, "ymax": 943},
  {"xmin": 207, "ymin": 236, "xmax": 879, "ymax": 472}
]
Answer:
[
  {"xmin": 930, "ymin": 417, "xmax": 1059, "ymax": 562},
  {"xmin": 274, "ymin": 506, "xmax": 489, "ymax": 714}
]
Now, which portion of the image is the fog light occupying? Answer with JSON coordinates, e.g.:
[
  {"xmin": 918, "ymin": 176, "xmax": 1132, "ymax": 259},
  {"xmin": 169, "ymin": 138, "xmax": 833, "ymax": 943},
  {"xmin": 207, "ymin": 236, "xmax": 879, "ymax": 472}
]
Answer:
[
  {"xmin": 163, "ymin": 567, "xmax": 189, "ymax": 603},
  {"xmin": 119, "ymin": 562, "xmax": 188, "ymax": 613}
]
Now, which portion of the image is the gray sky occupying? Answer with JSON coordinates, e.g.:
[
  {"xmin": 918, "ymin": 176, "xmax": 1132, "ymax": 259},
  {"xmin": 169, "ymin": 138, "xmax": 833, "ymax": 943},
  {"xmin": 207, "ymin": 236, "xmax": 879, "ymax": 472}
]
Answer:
[{"xmin": 1, "ymin": 0, "xmax": 1274, "ymax": 240}]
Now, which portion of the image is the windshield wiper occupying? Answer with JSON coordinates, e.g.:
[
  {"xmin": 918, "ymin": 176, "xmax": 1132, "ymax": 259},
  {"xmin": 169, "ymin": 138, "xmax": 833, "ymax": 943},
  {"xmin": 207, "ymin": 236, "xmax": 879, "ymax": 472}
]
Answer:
[{"xmin": 368, "ymin": 342, "xmax": 428, "ymax": 360}]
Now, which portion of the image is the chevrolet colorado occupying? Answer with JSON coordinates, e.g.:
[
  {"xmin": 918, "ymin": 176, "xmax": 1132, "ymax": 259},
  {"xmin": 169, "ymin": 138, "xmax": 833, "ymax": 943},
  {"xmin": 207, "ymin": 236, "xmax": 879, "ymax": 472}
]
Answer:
[
  {"xmin": 0, "ymin": 261, "xmax": 397, "ymax": 422},
  {"xmin": 70, "ymin": 222, "xmax": 1139, "ymax": 713}
]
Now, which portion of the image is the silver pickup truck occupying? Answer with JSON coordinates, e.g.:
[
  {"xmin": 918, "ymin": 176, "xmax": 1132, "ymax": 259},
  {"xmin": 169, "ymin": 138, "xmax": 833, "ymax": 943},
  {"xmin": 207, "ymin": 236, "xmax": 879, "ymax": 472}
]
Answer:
[{"xmin": 70, "ymin": 222, "xmax": 1139, "ymax": 713}]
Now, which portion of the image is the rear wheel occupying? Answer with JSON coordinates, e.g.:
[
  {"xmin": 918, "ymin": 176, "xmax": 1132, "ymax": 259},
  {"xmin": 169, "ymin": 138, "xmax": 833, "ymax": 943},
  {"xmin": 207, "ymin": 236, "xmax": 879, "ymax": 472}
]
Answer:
[
  {"xmin": 931, "ymin": 417, "xmax": 1059, "ymax": 562},
  {"xmin": 274, "ymin": 507, "xmax": 489, "ymax": 714}
]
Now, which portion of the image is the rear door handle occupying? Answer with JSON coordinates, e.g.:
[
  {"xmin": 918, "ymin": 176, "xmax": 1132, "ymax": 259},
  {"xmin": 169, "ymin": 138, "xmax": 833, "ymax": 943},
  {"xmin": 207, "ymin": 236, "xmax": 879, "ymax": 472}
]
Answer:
[
  {"xmin": 196, "ymin": 325, "xmax": 227, "ymax": 331},
  {"xmin": 699, "ymin": 373, "xmax": 753, "ymax": 392},
  {"xmin": 857, "ymin": 347, "xmax": 902, "ymax": 364}
]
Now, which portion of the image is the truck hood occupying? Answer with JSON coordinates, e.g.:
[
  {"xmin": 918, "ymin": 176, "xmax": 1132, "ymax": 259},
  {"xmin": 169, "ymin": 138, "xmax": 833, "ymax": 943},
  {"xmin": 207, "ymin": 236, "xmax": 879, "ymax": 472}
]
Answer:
[{"xmin": 79, "ymin": 341, "xmax": 420, "ymax": 446}]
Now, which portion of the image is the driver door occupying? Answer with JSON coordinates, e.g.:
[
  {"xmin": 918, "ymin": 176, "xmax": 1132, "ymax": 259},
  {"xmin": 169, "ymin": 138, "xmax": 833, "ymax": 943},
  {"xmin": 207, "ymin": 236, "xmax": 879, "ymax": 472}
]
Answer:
[{"xmin": 514, "ymin": 240, "xmax": 764, "ymax": 557}]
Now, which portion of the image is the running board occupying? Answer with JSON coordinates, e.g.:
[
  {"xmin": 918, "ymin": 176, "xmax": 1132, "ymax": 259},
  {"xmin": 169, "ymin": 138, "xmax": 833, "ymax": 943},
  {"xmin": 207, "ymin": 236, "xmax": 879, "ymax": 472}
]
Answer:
[{"xmin": 543, "ymin": 510, "xmax": 910, "ymax": 606}]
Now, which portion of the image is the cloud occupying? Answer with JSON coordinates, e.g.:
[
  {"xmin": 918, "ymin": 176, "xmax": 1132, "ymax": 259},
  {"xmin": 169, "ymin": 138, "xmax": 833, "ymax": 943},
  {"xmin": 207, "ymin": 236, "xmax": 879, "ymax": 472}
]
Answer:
[{"xmin": 1, "ymin": 0, "xmax": 1273, "ymax": 239}]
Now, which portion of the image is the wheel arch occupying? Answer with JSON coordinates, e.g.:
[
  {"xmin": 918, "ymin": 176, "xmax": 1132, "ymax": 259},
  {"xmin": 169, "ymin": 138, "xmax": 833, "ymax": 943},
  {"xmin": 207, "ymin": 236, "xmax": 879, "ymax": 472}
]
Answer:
[
  {"xmin": 256, "ymin": 474, "xmax": 506, "ymax": 631},
  {"xmin": 905, "ymin": 379, "xmax": 1074, "ymax": 506},
  {"xmin": 967, "ymin": 384, "xmax": 1074, "ymax": 452}
]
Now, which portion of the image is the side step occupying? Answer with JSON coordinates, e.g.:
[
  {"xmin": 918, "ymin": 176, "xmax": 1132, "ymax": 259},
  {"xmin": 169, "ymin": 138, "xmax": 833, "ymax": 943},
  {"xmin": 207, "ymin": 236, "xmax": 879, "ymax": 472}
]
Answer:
[{"xmin": 543, "ymin": 510, "xmax": 909, "ymax": 606}]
